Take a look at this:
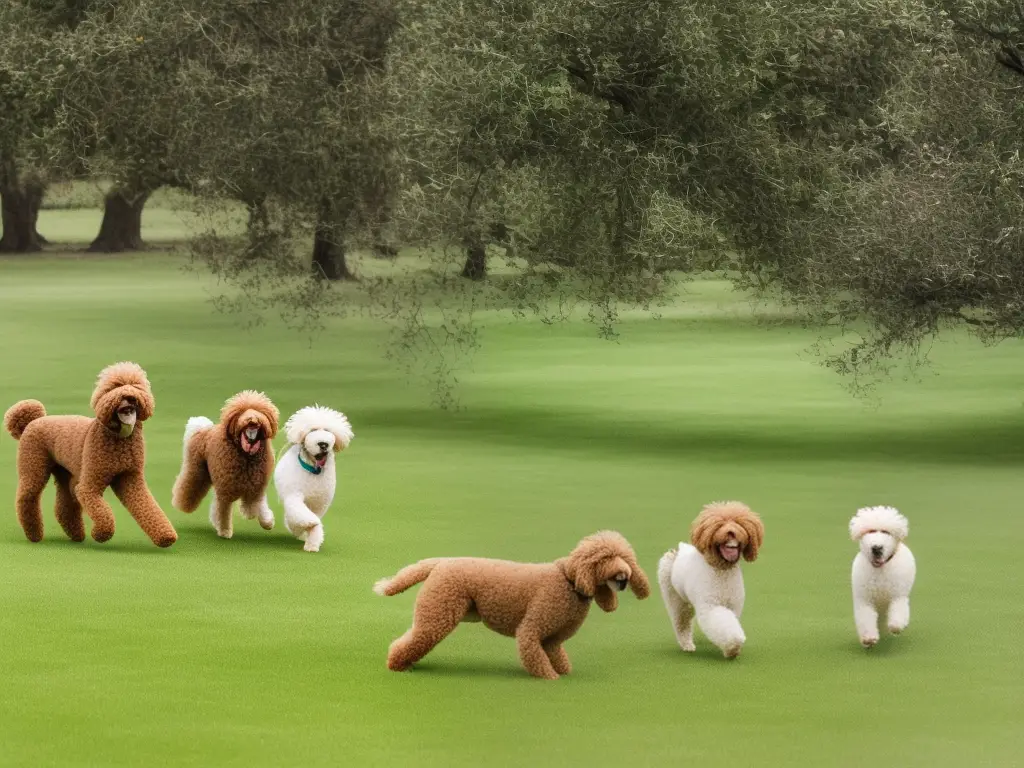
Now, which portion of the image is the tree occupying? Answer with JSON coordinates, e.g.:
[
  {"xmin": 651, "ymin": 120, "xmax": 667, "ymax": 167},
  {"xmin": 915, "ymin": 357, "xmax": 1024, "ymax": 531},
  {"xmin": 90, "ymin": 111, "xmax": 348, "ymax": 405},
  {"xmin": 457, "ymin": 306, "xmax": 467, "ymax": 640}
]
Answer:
[
  {"xmin": 51, "ymin": 0, "xmax": 399, "ymax": 274},
  {"xmin": 0, "ymin": 2, "xmax": 55, "ymax": 252}
]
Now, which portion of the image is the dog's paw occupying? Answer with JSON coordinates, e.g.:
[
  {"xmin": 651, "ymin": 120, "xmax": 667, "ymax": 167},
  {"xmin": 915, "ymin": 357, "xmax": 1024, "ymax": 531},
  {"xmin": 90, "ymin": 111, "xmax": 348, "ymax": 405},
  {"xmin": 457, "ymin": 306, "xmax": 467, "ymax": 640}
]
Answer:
[
  {"xmin": 678, "ymin": 639, "xmax": 696, "ymax": 653},
  {"xmin": 215, "ymin": 527, "xmax": 233, "ymax": 539},
  {"xmin": 303, "ymin": 541, "xmax": 321, "ymax": 553},
  {"xmin": 722, "ymin": 644, "xmax": 743, "ymax": 660},
  {"xmin": 887, "ymin": 623, "xmax": 907, "ymax": 635},
  {"xmin": 387, "ymin": 656, "xmax": 412, "ymax": 672},
  {"xmin": 259, "ymin": 516, "xmax": 275, "ymax": 531},
  {"xmin": 860, "ymin": 635, "xmax": 879, "ymax": 648}
]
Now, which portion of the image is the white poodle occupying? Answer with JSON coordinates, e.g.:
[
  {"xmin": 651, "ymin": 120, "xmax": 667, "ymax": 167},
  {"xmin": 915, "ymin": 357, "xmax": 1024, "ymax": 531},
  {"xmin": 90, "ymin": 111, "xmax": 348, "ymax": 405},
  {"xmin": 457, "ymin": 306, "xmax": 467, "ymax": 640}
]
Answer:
[
  {"xmin": 849, "ymin": 505, "xmax": 916, "ymax": 648},
  {"xmin": 273, "ymin": 405, "xmax": 354, "ymax": 552},
  {"xmin": 658, "ymin": 501, "xmax": 764, "ymax": 659}
]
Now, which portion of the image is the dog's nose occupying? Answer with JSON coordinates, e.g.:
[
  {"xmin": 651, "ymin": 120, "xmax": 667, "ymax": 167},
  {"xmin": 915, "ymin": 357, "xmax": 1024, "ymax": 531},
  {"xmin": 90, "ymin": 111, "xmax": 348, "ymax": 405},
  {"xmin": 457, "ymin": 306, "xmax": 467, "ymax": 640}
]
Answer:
[
  {"xmin": 871, "ymin": 545, "xmax": 883, "ymax": 557},
  {"xmin": 317, "ymin": 441, "xmax": 328, "ymax": 451}
]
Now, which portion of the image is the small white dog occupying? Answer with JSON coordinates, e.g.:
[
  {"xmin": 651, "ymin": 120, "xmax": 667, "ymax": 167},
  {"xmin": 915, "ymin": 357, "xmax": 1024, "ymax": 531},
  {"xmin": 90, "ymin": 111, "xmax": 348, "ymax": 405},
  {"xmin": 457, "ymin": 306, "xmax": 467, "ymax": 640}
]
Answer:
[
  {"xmin": 273, "ymin": 405, "xmax": 354, "ymax": 552},
  {"xmin": 658, "ymin": 501, "xmax": 764, "ymax": 659},
  {"xmin": 849, "ymin": 505, "xmax": 916, "ymax": 648}
]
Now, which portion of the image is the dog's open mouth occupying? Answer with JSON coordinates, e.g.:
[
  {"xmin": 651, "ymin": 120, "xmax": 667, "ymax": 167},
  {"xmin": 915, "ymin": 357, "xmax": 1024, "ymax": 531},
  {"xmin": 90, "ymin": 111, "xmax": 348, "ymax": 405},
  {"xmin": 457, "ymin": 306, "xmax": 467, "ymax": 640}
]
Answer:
[
  {"xmin": 607, "ymin": 575, "xmax": 629, "ymax": 592},
  {"xmin": 312, "ymin": 451, "xmax": 328, "ymax": 468},
  {"xmin": 871, "ymin": 556, "xmax": 888, "ymax": 568},
  {"xmin": 240, "ymin": 425, "xmax": 264, "ymax": 455},
  {"xmin": 719, "ymin": 541, "xmax": 741, "ymax": 563}
]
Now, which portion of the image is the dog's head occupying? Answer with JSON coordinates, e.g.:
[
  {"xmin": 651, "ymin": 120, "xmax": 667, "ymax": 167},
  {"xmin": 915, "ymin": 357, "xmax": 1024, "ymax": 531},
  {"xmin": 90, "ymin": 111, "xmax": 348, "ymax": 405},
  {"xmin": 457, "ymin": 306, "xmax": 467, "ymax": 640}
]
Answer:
[
  {"xmin": 849, "ymin": 505, "xmax": 908, "ymax": 568},
  {"xmin": 562, "ymin": 530, "xmax": 650, "ymax": 613},
  {"xmin": 90, "ymin": 362, "xmax": 154, "ymax": 438},
  {"xmin": 221, "ymin": 390, "xmax": 279, "ymax": 457},
  {"xmin": 284, "ymin": 405, "xmax": 354, "ymax": 470},
  {"xmin": 691, "ymin": 501, "xmax": 764, "ymax": 569}
]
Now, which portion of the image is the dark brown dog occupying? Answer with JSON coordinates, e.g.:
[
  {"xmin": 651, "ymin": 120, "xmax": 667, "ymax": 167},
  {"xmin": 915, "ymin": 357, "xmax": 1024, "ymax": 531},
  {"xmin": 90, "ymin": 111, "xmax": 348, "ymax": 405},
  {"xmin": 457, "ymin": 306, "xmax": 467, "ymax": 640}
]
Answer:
[
  {"xmin": 3, "ymin": 362, "xmax": 177, "ymax": 547},
  {"xmin": 171, "ymin": 390, "xmax": 279, "ymax": 538}
]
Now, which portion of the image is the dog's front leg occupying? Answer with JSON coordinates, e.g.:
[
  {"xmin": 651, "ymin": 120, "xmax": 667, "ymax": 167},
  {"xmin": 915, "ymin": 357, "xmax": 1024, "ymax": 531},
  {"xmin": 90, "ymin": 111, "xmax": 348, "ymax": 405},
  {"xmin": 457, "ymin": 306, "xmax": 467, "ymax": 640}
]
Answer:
[
  {"xmin": 240, "ymin": 495, "xmax": 275, "ymax": 531},
  {"xmin": 516, "ymin": 628, "xmax": 560, "ymax": 680},
  {"xmin": 853, "ymin": 600, "xmax": 880, "ymax": 647},
  {"xmin": 209, "ymin": 491, "xmax": 234, "ymax": 539},
  {"xmin": 111, "ymin": 471, "xmax": 177, "ymax": 548},
  {"xmin": 696, "ymin": 605, "xmax": 746, "ymax": 659},
  {"xmin": 283, "ymin": 496, "xmax": 323, "ymax": 552},
  {"xmin": 74, "ymin": 475, "xmax": 118, "ymax": 544},
  {"xmin": 542, "ymin": 640, "xmax": 572, "ymax": 676},
  {"xmin": 886, "ymin": 597, "xmax": 910, "ymax": 635}
]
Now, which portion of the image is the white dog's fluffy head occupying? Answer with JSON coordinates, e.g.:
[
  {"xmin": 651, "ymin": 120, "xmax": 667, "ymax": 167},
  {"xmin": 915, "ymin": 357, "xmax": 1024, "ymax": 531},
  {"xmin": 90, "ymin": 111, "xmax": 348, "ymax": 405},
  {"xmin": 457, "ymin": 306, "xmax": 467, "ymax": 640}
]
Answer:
[
  {"xmin": 849, "ymin": 505, "xmax": 908, "ymax": 568},
  {"xmin": 284, "ymin": 405, "xmax": 354, "ymax": 468}
]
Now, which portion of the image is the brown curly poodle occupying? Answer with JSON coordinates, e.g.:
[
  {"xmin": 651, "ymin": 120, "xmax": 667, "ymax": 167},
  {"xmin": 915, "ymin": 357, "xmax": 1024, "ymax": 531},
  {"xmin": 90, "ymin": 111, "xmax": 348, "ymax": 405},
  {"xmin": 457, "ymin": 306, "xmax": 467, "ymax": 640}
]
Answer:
[
  {"xmin": 374, "ymin": 530, "xmax": 650, "ymax": 679},
  {"xmin": 2, "ymin": 362, "xmax": 177, "ymax": 548},
  {"xmin": 171, "ymin": 390, "xmax": 280, "ymax": 538}
]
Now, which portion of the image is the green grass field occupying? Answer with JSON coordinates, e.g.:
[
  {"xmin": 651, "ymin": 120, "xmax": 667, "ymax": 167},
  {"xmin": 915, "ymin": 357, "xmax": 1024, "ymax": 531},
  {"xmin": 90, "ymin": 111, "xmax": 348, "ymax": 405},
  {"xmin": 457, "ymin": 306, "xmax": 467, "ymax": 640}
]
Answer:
[{"xmin": 1, "ymin": 207, "xmax": 1022, "ymax": 767}]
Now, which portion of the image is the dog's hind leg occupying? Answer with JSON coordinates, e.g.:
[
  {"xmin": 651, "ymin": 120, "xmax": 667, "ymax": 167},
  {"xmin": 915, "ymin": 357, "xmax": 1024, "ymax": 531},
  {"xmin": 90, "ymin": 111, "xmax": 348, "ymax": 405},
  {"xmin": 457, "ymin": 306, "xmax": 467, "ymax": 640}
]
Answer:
[
  {"xmin": 658, "ymin": 550, "xmax": 695, "ymax": 651},
  {"xmin": 171, "ymin": 459, "xmax": 212, "ymax": 514},
  {"xmin": 14, "ymin": 436, "xmax": 52, "ymax": 542},
  {"xmin": 663, "ymin": 591, "xmax": 696, "ymax": 652},
  {"xmin": 387, "ymin": 587, "xmax": 470, "ymax": 672},
  {"xmin": 208, "ymin": 491, "xmax": 234, "ymax": 539},
  {"xmin": 53, "ymin": 468, "xmax": 85, "ymax": 542}
]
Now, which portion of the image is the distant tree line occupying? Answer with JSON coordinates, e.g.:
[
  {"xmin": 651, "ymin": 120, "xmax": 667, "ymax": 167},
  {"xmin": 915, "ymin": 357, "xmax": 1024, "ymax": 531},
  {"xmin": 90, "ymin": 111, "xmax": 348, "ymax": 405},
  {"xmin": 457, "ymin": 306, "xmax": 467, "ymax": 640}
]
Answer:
[{"xmin": 4, "ymin": 0, "xmax": 1024, "ymax": 379}]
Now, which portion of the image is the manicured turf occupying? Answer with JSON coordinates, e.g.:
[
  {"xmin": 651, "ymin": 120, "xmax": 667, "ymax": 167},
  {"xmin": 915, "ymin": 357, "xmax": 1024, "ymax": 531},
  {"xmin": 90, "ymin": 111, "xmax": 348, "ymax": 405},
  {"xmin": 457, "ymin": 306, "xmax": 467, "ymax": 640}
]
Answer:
[{"xmin": 1, "ymin": 212, "xmax": 1022, "ymax": 766}]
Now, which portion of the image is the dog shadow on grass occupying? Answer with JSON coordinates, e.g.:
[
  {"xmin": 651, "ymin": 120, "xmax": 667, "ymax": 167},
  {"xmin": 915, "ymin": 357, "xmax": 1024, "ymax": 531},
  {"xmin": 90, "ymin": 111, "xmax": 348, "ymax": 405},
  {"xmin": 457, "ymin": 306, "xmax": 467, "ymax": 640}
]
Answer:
[{"xmin": 401, "ymin": 660, "xmax": 534, "ymax": 680}]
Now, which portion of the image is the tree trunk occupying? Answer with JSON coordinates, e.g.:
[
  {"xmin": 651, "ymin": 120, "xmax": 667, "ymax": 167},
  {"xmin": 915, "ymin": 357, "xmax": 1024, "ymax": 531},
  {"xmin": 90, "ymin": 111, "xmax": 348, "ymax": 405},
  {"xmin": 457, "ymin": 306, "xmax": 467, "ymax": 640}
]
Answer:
[
  {"xmin": 461, "ymin": 241, "xmax": 487, "ymax": 280},
  {"xmin": 88, "ymin": 187, "xmax": 151, "ymax": 252},
  {"xmin": 0, "ymin": 181, "xmax": 43, "ymax": 253},
  {"xmin": 311, "ymin": 201, "xmax": 355, "ymax": 281}
]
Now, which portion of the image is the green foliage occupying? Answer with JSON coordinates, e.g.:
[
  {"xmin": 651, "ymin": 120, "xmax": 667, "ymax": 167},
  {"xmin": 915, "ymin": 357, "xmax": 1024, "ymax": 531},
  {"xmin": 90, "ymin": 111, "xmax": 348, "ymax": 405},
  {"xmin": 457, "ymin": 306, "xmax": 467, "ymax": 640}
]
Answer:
[{"xmin": 7, "ymin": 0, "xmax": 1024, "ymax": 393}]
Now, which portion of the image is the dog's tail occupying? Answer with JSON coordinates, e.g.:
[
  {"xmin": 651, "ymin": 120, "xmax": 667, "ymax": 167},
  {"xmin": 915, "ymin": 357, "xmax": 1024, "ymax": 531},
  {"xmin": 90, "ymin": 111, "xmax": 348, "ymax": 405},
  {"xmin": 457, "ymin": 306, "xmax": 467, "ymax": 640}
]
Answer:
[
  {"xmin": 373, "ymin": 559, "xmax": 444, "ymax": 596},
  {"xmin": 183, "ymin": 416, "xmax": 214, "ymax": 445},
  {"xmin": 3, "ymin": 400, "xmax": 46, "ymax": 440},
  {"xmin": 182, "ymin": 416, "xmax": 214, "ymax": 460},
  {"xmin": 657, "ymin": 546, "xmax": 678, "ymax": 603}
]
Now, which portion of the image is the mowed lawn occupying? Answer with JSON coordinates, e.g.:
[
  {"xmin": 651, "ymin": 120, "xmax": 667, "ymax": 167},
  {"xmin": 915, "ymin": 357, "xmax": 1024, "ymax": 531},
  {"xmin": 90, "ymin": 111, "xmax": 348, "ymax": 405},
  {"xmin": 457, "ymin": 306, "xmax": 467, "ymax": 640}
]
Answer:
[{"xmin": 1, "ymin": 211, "xmax": 1022, "ymax": 767}]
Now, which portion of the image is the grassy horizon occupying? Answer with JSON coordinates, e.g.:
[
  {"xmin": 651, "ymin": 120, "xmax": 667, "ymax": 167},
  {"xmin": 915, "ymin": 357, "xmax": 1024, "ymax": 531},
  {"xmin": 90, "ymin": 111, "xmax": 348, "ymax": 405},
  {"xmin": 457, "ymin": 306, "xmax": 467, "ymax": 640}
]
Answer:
[{"xmin": 0, "ymin": 214, "xmax": 1022, "ymax": 766}]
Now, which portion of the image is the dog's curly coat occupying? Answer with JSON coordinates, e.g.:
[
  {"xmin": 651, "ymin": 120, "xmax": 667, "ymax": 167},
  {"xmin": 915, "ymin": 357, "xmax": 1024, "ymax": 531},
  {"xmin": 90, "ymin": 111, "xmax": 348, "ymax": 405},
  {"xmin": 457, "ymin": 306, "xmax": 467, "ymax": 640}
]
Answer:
[
  {"xmin": 658, "ymin": 501, "xmax": 764, "ymax": 658},
  {"xmin": 849, "ymin": 505, "xmax": 916, "ymax": 648},
  {"xmin": 2, "ymin": 362, "xmax": 177, "ymax": 547},
  {"xmin": 171, "ymin": 390, "xmax": 280, "ymax": 538},
  {"xmin": 374, "ymin": 531, "xmax": 651, "ymax": 679},
  {"xmin": 273, "ymin": 405, "xmax": 354, "ymax": 552}
]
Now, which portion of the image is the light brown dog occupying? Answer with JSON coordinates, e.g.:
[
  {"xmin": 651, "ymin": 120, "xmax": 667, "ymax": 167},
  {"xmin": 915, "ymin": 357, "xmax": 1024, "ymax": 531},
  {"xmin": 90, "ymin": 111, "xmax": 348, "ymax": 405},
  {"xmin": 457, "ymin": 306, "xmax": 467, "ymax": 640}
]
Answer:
[
  {"xmin": 171, "ymin": 390, "xmax": 279, "ymax": 538},
  {"xmin": 374, "ymin": 531, "xmax": 650, "ymax": 679},
  {"xmin": 2, "ymin": 362, "xmax": 177, "ymax": 548}
]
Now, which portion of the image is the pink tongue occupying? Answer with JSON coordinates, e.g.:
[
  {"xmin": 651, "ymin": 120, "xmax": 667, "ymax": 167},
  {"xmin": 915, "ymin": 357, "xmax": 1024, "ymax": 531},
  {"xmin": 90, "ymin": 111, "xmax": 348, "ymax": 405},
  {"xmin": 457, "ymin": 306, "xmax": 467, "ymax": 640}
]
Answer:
[
  {"xmin": 720, "ymin": 545, "xmax": 740, "ymax": 562},
  {"xmin": 315, "ymin": 456, "xmax": 327, "ymax": 467}
]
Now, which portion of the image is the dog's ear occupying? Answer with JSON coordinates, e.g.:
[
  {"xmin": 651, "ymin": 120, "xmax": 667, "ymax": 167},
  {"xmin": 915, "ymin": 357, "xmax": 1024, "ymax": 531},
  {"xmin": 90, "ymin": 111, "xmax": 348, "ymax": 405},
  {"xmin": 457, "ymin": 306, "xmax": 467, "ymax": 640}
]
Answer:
[
  {"xmin": 562, "ymin": 546, "xmax": 597, "ymax": 598},
  {"xmin": 626, "ymin": 559, "xmax": 651, "ymax": 599},
  {"xmin": 329, "ymin": 413, "xmax": 354, "ymax": 452},
  {"xmin": 690, "ymin": 510, "xmax": 719, "ymax": 555},
  {"xmin": 594, "ymin": 583, "xmax": 618, "ymax": 612},
  {"xmin": 738, "ymin": 512, "xmax": 764, "ymax": 562}
]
